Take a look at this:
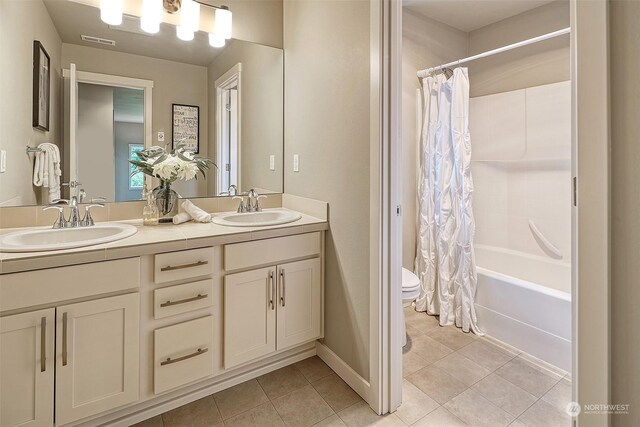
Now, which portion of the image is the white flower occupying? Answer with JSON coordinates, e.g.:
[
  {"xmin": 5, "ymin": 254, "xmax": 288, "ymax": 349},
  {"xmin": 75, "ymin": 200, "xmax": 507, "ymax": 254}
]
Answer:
[
  {"xmin": 176, "ymin": 159, "xmax": 198, "ymax": 181},
  {"xmin": 152, "ymin": 157, "xmax": 179, "ymax": 181}
]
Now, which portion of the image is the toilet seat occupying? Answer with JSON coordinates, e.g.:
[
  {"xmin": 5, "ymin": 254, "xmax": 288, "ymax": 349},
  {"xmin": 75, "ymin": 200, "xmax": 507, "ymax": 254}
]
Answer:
[{"xmin": 402, "ymin": 268, "xmax": 420, "ymax": 292}]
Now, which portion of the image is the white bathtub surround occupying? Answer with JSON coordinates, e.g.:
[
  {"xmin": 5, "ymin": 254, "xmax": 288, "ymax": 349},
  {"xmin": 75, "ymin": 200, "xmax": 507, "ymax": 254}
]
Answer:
[
  {"xmin": 474, "ymin": 245, "xmax": 571, "ymax": 371},
  {"xmin": 415, "ymin": 68, "xmax": 481, "ymax": 335}
]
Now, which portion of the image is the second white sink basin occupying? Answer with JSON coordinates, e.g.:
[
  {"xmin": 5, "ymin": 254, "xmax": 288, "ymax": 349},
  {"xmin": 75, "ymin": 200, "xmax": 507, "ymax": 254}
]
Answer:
[
  {"xmin": 212, "ymin": 209, "xmax": 302, "ymax": 227},
  {"xmin": 0, "ymin": 223, "xmax": 138, "ymax": 253}
]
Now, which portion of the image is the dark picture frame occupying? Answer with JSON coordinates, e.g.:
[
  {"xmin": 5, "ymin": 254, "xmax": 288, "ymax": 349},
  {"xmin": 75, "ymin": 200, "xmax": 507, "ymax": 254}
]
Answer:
[
  {"xmin": 172, "ymin": 104, "xmax": 200, "ymax": 153},
  {"xmin": 32, "ymin": 40, "xmax": 50, "ymax": 131}
]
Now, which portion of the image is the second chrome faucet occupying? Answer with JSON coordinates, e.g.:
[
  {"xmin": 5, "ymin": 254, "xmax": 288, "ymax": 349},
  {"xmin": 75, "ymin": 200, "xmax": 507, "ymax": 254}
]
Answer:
[{"xmin": 232, "ymin": 189, "xmax": 267, "ymax": 213}]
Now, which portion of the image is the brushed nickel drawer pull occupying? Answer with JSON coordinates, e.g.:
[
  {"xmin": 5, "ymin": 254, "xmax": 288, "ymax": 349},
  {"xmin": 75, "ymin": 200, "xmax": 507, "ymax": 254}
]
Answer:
[
  {"xmin": 280, "ymin": 269, "xmax": 286, "ymax": 307},
  {"xmin": 160, "ymin": 293, "xmax": 208, "ymax": 307},
  {"xmin": 40, "ymin": 316, "xmax": 46, "ymax": 372},
  {"xmin": 269, "ymin": 271, "xmax": 275, "ymax": 310},
  {"xmin": 62, "ymin": 312, "xmax": 68, "ymax": 366},
  {"xmin": 160, "ymin": 347, "xmax": 209, "ymax": 366},
  {"xmin": 160, "ymin": 260, "xmax": 208, "ymax": 272}
]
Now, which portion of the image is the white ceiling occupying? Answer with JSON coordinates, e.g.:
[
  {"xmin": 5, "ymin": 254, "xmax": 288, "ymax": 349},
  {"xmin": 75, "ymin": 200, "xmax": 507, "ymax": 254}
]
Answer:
[
  {"xmin": 43, "ymin": 0, "xmax": 225, "ymax": 66},
  {"xmin": 403, "ymin": 0, "xmax": 557, "ymax": 32}
]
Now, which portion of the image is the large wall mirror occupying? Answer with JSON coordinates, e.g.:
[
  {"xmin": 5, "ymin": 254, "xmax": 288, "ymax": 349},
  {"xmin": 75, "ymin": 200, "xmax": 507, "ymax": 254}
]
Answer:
[{"xmin": 0, "ymin": 0, "xmax": 283, "ymax": 207}]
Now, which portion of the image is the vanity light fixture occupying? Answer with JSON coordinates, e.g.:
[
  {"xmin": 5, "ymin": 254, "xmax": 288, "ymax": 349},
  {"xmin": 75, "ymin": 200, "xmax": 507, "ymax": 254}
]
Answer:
[
  {"xmin": 141, "ymin": 0, "xmax": 163, "ymax": 34},
  {"xmin": 176, "ymin": 0, "xmax": 200, "ymax": 41},
  {"xmin": 214, "ymin": 6, "xmax": 232, "ymax": 39},
  {"xmin": 99, "ymin": 0, "xmax": 124, "ymax": 26},
  {"xmin": 208, "ymin": 32, "xmax": 225, "ymax": 48}
]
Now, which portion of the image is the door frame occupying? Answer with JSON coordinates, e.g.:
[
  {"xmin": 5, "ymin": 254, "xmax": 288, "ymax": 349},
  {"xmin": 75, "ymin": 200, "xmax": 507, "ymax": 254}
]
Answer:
[
  {"xmin": 215, "ymin": 63, "xmax": 242, "ymax": 195},
  {"xmin": 62, "ymin": 68, "xmax": 154, "ymax": 191},
  {"xmin": 369, "ymin": 0, "xmax": 403, "ymax": 414}
]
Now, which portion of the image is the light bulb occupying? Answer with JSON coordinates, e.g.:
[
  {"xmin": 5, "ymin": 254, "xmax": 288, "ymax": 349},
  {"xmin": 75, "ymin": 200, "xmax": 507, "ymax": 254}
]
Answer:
[
  {"xmin": 214, "ymin": 7, "xmax": 232, "ymax": 39},
  {"xmin": 141, "ymin": 0, "xmax": 163, "ymax": 34},
  {"xmin": 100, "ymin": 0, "xmax": 123, "ymax": 26},
  {"xmin": 209, "ymin": 33, "xmax": 225, "ymax": 48},
  {"xmin": 180, "ymin": 0, "xmax": 200, "ymax": 33},
  {"xmin": 176, "ymin": 26, "xmax": 194, "ymax": 41}
]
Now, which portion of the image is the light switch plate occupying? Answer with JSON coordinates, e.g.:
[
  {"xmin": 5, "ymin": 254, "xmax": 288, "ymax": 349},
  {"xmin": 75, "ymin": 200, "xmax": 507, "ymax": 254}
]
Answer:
[
  {"xmin": 269, "ymin": 155, "xmax": 275, "ymax": 171},
  {"xmin": 0, "ymin": 150, "xmax": 6, "ymax": 173},
  {"xmin": 293, "ymin": 154, "xmax": 299, "ymax": 172},
  {"xmin": 157, "ymin": 132, "xmax": 165, "ymax": 142}
]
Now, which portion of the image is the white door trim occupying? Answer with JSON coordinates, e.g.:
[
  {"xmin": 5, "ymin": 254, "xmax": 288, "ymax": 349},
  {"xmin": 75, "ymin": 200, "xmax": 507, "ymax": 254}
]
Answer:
[
  {"xmin": 215, "ymin": 63, "xmax": 242, "ymax": 195},
  {"xmin": 369, "ymin": 0, "xmax": 403, "ymax": 414},
  {"xmin": 571, "ymin": 1, "xmax": 610, "ymax": 425}
]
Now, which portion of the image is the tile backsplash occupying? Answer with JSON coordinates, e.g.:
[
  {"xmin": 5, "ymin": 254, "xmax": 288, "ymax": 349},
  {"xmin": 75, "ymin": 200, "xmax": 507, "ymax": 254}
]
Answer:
[{"xmin": 0, "ymin": 194, "xmax": 283, "ymax": 229}]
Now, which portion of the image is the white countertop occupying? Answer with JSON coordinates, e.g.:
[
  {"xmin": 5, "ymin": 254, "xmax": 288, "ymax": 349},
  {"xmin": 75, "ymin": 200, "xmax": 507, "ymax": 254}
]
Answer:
[{"xmin": 0, "ymin": 209, "xmax": 327, "ymax": 274}]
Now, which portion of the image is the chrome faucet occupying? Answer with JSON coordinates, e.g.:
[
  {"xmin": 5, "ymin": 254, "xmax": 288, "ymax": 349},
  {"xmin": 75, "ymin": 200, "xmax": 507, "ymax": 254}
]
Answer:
[
  {"xmin": 246, "ymin": 189, "xmax": 267, "ymax": 212},
  {"xmin": 46, "ymin": 197, "xmax": 104, "ymax": 229}
]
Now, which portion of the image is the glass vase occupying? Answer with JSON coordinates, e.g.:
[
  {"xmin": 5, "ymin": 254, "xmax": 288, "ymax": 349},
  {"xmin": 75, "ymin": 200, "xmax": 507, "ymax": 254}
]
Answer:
[{"xmin": 152, "ymin": 181, "xmax": 178, "ymax": 217}]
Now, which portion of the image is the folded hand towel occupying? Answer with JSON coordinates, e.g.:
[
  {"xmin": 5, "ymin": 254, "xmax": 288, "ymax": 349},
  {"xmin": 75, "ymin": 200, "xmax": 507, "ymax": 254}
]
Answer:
[
  {"xmin": 32, "ymin": 143, "xmax": 61, "ymax": 202},
  {"xmin": 172, "ymin": 212, "xmax": 192, "ymax": 225},
  {"xmin": 182, "ymin": 200, "xmax": 212, "ymax": 223}
]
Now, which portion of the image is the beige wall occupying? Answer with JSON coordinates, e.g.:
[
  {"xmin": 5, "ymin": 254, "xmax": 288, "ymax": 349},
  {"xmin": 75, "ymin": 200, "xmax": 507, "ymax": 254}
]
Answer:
[
  {"xmin": 401, "ymin": 9, "xmax": 468, "ymax": 269},
  {"xmin": 0, "ymin": 0, "xmax": 62, "ymax": 206},
  {"xmin": 228, "ymin": 0, "xmax": 283, "ymax": 49},
  {"xmin": 611, "ymin": 0, "xmax": 640, "ymax": 424},
  {"xmin": 61, "ymin": 43, "xmax": 209, "ymax": 198},
  {"xmin": 468, "ymin": 0, "xmax": 570, "ymax": 97},
  {"xmin": 207, "ymin": 41, "xmax": 283, "ymax": 194},
  {"xmin": 284, "ymin": 0, "xmax": 371, "ymax": 379}
]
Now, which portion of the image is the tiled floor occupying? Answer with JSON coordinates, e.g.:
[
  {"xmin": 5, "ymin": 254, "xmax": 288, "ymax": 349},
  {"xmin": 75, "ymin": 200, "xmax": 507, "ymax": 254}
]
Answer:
[{"xmin": 133, "ymin": 307, "xmax": 572, "ymax": 427}]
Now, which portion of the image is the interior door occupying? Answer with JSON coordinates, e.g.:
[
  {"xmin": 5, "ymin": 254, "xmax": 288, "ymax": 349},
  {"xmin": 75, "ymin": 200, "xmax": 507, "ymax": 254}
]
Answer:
[
  {"xmin": 55, "ymin": 293, "xmax": 139, "ymax": 425},
  {"xmin": 0, "ymin": 308, "xmax": 55, "ymax": 427},
  {"xmin": 276, "ymin": 258, "xmax": 322, "ymax": 350},
  {"xmin": 224, "ymin": 267, "xmax": 276, "ymax": 368}
]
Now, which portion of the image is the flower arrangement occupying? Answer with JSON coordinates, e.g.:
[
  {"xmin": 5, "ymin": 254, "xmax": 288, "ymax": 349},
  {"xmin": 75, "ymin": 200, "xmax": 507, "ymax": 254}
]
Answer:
[{"xmin": 129, "ymin": 143, "xmax": 215, "ymax": 183}]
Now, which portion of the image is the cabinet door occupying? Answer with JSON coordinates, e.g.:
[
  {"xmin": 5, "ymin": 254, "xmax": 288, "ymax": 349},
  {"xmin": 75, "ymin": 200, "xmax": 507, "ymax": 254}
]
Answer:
[
  {"xmin": 224, "ymin": 267, "xmax": 276, "ymax": 369},
  {"xmin": 1, "ymin": 309, "xmax": 55, "ymax": 427},
  {"xmin": 277, "ymin": 258, "xmax": 322, "ymax": 350},
  {"xmin": 55, "ymin": 293, "xmax": 139, "ymax": 425}
]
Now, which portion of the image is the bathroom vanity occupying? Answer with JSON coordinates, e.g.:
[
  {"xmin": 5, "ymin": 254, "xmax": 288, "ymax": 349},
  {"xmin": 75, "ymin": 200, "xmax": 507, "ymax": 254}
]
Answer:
[{"xmin": 0, "ymin": 206, "xmax": 327, "ymax": 427}]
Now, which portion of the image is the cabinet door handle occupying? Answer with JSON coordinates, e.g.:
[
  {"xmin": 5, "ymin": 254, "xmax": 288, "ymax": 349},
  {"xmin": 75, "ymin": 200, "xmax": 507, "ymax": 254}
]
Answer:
[
  {"xmin": 62, "ymin": 312, "xmax": 68, "ymax": 366},
  {"xmin": 40, "ymin": 316, "xmax": 46, "ymax": 372},
  {"xmin": 160, "ymin": 347, "xmax": 208, "ymax": 366},
  {"xmin": 280, "ymin": 269, "xmax": 286, "ymax": 307},
  {"xmin": 160, "ymin": 260, "xmax": 208, "ymax": 272},
  {"xmin": 160, "ymin": 293, "xmax": 208, "ymax": 307},
  {"xmin": 269, "ymin": 271, "xmax": 275, "ymax": 310}
]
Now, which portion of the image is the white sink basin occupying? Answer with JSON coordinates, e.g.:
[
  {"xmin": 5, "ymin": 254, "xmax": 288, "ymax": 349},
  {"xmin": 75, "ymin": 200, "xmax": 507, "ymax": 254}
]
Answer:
[
  {"xmin": 0, "ymin": 223, "xmax": 138, "ymax": 253},
  {"xmin": 212, "ymin": 209, "xmax": 302, "ymax": 227}
]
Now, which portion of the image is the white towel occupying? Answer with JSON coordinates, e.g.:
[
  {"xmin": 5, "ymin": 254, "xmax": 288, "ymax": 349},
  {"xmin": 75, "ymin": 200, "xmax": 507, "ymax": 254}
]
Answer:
[
  {"xmin": 172, "ymin": 212, "xmax": 192, "ymax": 225},
  {"xmin": 33, "ymin": 143, "xmax": 61, "ymax": 202},
  {"xmin": 181, "ymin": 200, "xmax": 212, "ymax": 223}
]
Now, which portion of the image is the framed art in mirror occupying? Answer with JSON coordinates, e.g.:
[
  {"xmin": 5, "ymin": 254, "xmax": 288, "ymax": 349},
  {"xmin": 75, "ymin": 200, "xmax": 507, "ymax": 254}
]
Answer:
[
  {"xmin": 172, "ymin": 104, "xmax": 200, "ymax": 153},
  {"xmin": 32, "ymin": 40, "xmax": 50, "ymax": 131}
]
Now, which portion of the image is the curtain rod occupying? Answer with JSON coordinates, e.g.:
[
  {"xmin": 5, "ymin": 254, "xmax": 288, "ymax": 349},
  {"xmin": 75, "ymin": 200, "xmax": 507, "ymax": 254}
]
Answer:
[{"xmin": 416, "ymin": 27, "xmax": 570, "ymax": 78}]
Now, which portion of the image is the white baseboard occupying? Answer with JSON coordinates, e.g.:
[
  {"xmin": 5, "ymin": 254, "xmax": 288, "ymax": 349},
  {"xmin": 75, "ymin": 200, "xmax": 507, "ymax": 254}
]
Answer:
[
  {"xmin": 87, "ymin": 344, "xmax": 316, "ymax": 427},
  {"xmin": 315, "ymin": 341, "xmax": 371, "ymax": 404}
]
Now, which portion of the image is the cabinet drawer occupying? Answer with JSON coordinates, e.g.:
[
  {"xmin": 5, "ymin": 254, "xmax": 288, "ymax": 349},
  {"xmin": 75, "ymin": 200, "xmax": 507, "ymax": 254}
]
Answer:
[
  {"xmin": 154, "ymin": 316, "xmax": 214, "ymax": 394},
  {"xmin": 154, "ymin": 279, "xmax": 213, "ymax": 319},
  {"xmin": 0, "ymin": 258, "xmax": 140, "ymax": 312},
  {"xmin": 224, "ymin": 232, "xmax": 321, "ymax": 271},
  {"xmin": 154, "ymin": 247, "xmax": 213, "ymax": 283}
]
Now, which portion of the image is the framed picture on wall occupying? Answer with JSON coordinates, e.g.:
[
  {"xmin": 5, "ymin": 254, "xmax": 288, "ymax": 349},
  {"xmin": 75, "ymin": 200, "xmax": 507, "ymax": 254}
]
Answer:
[
  {"xmin": 172, "ymin": 104, "xmax": 200, "ymax": 153},
  {"xmin": 32, "ymin": 40, "xmax": 50, "ymax": 131}
]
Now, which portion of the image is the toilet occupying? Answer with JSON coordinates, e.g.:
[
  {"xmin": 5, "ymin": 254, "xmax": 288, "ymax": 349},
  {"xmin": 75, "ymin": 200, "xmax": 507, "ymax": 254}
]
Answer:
[{"xmin": 401, "ymin": 268, "xmax": 421, "ymax": 347}]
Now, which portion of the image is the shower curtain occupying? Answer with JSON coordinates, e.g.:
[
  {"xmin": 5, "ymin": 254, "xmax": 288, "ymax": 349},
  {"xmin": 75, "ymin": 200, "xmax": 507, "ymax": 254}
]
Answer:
[{"xmin": 414, "ymin": 67, "xmax": 482, "ymax": 334}]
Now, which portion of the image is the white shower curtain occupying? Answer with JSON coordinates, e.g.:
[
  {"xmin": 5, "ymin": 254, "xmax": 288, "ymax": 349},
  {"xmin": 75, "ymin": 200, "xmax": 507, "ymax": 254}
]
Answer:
[{"xmin": 414, "ymin": 67, "xmax": 482, "ymax": 334}]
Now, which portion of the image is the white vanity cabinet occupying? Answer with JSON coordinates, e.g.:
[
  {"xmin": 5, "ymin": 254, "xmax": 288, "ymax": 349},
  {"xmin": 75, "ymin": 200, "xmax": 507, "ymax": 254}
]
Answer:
[
  {"xmin": 0, "ymin": 309, "xmax": 55, "ymax": 427},
  {"xmin": 54, "ymin": 293, "xmax": 140, "ymax": 426},
  {"xmin": 0, "ymin": 258, "xmax": 141, "ymax": 427},
  {"xmin": 223, "ymin": 233, "xmax": 323, "ymax": 369}
]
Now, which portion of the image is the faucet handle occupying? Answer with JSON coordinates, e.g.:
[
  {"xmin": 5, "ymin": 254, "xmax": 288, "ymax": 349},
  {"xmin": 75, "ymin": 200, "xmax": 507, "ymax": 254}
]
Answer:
[
  {"xmin": 43, "ymin": 205, "xmax": 69, "ymax": 229},
  {"xmin": 51, "ymin": 198, "xmax": 70, "ymax": 205},
  {"xmin": 255, "ymin": 195, "xmax": 267, "ymax": 212},
  {"xmin": 82, "ymin": 204, "xmax": 104, "ymax": 226},
  {"xmin": 232, "ymin": 195, "xmax": 247, "ymax": 213}
]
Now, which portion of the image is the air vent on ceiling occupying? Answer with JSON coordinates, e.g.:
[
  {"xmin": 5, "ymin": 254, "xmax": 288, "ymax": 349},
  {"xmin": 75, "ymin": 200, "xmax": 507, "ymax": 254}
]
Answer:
[{"xmin": 80, "ymin": 35, "xmax": 116, "ymax": 46}]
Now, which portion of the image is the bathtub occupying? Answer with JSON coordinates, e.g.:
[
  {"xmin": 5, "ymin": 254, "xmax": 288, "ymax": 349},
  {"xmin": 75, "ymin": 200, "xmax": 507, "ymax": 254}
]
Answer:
[{"xmin": 474, "ymin": 244, "xmax": 571, "ymax": 371}]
